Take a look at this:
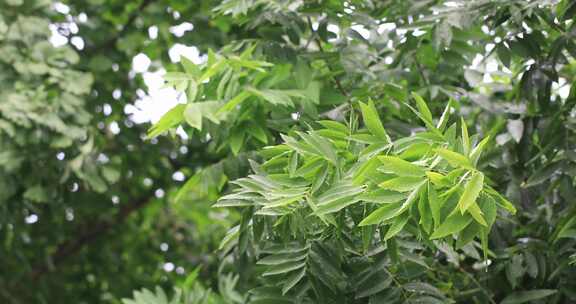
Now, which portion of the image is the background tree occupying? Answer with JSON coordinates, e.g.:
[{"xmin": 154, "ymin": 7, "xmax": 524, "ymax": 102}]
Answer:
[{"xmin": 1, "ymin": 0, "xmax": 575, "ymax": 303}]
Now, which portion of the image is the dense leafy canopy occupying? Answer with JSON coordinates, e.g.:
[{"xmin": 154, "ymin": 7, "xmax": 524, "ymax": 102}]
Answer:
[{"xmin": 1, "ymin": 0, "xmax": 576, "ymax": 303}]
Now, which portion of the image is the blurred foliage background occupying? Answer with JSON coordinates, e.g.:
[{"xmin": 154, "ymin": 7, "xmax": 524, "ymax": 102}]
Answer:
[{"xmin": 0, "ymin": 0, "xmax": 575, "ymax": 303}]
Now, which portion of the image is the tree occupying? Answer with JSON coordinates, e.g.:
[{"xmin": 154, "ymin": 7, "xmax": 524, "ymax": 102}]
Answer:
[{"xmin": 2, "ymin": 0, "xmax": 576, "ymax": 303}]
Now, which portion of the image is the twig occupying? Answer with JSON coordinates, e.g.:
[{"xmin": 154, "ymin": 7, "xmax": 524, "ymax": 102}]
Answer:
[
  {"xmin": 306, "ymin": 16, "xmax": 350, "ymax": 99},
  {"xmin": 382, "ymin": 266, "xmax": 409, "ymax": 301},
  {"xmin": 458, "ymin": 267, "xmax": 496, "ymax": 304},
  {"xmin": 413, "ymin": 55, "xmax": 431, "ymax": 87},
  {"xmin": 85, "ymin": 0, "xmax": 157, "ymax": 54}
]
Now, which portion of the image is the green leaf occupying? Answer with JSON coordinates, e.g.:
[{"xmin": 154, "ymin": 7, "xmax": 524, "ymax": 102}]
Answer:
[
  {"xmin": 218, "ymin": 91, "xmax": 252, "ymax": 114},
  {"xmin": 282, "ymin": 134, "xmax": 323, "ymax": 158},
  {"xmin": 357, "ymin": 189, "xmax": 407, "ymax": 204},
  {"xmin": 411, "ymin": 92, "xmax": 433, "ymax": 125},
  {"xmin": 147, "ymin": 104, "xmax": 185, "ymax": 138},
  {"xmin": 199, "ymin": 53, "xmax": 226, "ymax": 82},
  {"xmin": 470, "ymin": 136, "xmax": 491, "ymax": 165},
  {"xmin": 355, "ymin": 275, "xmax": 392, "ymax": 298},
  {"xmin": 485, "ymin": 187, "xmax": 517, "ymax": 215},
  {"xmin": 164, "ymin": 72, "xmax": 192, "ymax": 82},
  {"xmin": 358, "ymin": 202, "xmax": 403, "ymax": 226},
  {"xmin": 384, "ymin": 211, "xmax": 410, "ymax": 240},
  {"xmin": 257, "ymin": 252, "xmax": 307, "ymax": 265},
  {"xmin": 404, "ymin": 282, "xmax": 446, "ymax": 300},
  {"xmin": 435, "ymin": 148, "xmax": 473, "ymax": 169},
  {"xmin": 282, "ymin": 267, "xmax": 306, "ymax": 295},
  {"xmin": 248, "ymin": 87, "xmax": 293, "ymax": 106},
  {"xmin": 316, "ymin": 183, "xmax": 364, "ymax": 214},
  {"xmin": 456, "ymin": 222, "xmax": 480, "ymax": 248},
  {"xmin": 318, "ymin": 120, "xmax": 349, "ymax": 134},
  {"xmin": 383, "ymin": 83, "xmax": 407, "ymax": 101},
  {"xmin": 430, "ymin": 212, "xmax": 473, "ymax": 239},
  {"xmin": 392, "ymin": 185, "xmax": 423, "ymax": 217},
  {"xmin": 359, "ymin": 100, "xmax": 389, "ymax": 142},
  {"xmin": 418, "ymin": 186, "xmax": 433, "ymax": 233},
  {"xmin": 230, "ymin": 130, "xmax": 245, "ymax": 155},
  {"xmin": 262, "ymin": 261, "xmax": 306, "ymax": 276},
  {"xmin": 500, "ymin": 289, "xmax": 557, "ymax": 304},
  {"xmin": 187, "ymin": 79, "xmax": 198, "ymax": 102},
  {"xmin": 248, "ymin": 123, "xmax": 268, "ymax": 144},
  {"xmin": 428, "ymin": 182, "xmax": 443, "ymax": 229},
  {"xmin": 467, "ymin": 201, "xmax": 487, "ymax": 226},
  {"xmin": 182, "ymin": 266, "xmax": 202, "ymax": 290},
  {"xmin": 353, "ymin": 157, "xmax": 380, "ymax": 184},
  {"xmin": 457, "ymin": 172, "xmax": 484, "ymax": 213},
  {"xmin": 556, "ymin": 216, "xmax": 576, "ymax": 240},
  {"xmin": 436, "ymin": 100, "xmax": 452, "ymax": 131},
  {"xmin": 378, "ymin": 156, "xmax": 425, "ymax": 177},
  {"xmin": 316, "ymin": 183, "xmax": 364, "ymax": 205},
  {"xmin": 184, "ymin": 102, "xmax": 203, "ymax": 130},
  {"xmin": 461, "ymin": 117, "xmax": 470, "ymax": 156},
  {"xmin": 23, "ymin": 185, "xmax": 49, "ymax": 203},
  {"xmin": 181, "ymin": 56, "xmax": 201, "ymax": 77},
  {"xmin": 297, "ymin": 131, "xmax": 338, "ymax": 166},
  {"xmin": 426, "ymin": 172, "xmax": 449, "ymax": 187},
  {"xmin": 523, "ymin": 161, "xmax": 562, "ymax": 188},
  {"xmin": 479, "ymin": 193, "xmax": 497, "ymax": 228},
  {"xmin": 379, "ymin": 176, "xmax": 425, "ymax": 192}
]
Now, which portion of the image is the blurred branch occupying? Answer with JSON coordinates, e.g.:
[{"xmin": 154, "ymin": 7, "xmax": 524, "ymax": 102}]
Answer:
[{"xmin": 29, "ymin": 192, "xmax": 154, "ymax": 280}]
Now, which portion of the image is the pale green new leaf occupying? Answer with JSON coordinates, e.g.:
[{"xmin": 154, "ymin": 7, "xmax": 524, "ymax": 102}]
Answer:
[
  {"xmin": 181, "ymin": 56, "xmax": 201, "ymax": 77},
  {"xmin": 359, "ymin": 100, "xmax": 389, "ymax": 142},
  {"xmin": 457, "ymin": 172, "xmax": 484, "ymax": 214},
  {"xmin": 378, "ymin": 156, "xmax": 425, "ymax": 177},
  {"xmin": 379, "ymin": 176, "xmax": 425, "ymax": 192},
  {"xmin": 461, "ymin": 117, "xmax": 470, "ymax": 156},
  {"xmin": 467, "ymin": 201, "xmax": 487, "ymax": 226},
  {"xmin": 184, "ymin": 102, "xmax": 203, "ymax": 130},
  {"xmin": 470, "ymin": 136, "xmax": 491, "ymax": 166},
  {"xmin": 435, "ymin": 148, "xmax": 473, "ymax": 169},
  {"xmin": 147, "ymin": 104, "xmax": 185, "ymax": 138},
  {"xmin": 436, "ymin": 100, "xmax": 452, "ymax": 131}
]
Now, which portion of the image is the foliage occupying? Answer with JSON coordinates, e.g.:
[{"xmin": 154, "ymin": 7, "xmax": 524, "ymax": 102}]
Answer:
[
  {"xmin": 149, "ymin": 0, "xmax": 576, "ymax": 303},
  {"xmin": 209, "ymin": 98, "xmax": 517, "ymax": 302},
  {"xmin": 1, "ymin": 0, "xmax": 237, "ymax": 302},
  {"xmin": 2, "ymin": 0, "xmax": 576, "ymax": 303}
]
